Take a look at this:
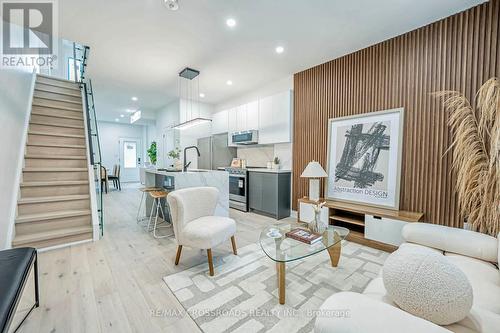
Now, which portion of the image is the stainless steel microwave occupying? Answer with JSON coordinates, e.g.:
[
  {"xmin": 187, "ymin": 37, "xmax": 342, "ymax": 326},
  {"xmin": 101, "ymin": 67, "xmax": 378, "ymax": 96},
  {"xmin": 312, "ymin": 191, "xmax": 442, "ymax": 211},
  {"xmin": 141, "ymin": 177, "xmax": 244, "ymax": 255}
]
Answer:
[{"xmin": 231, "ymin": 130, "xmax": 259, "ymax": 145}]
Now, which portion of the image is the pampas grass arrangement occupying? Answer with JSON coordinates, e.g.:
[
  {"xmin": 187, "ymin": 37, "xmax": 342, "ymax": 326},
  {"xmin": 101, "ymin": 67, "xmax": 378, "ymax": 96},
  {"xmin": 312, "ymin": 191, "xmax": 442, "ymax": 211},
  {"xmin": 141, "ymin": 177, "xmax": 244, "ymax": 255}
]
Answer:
[{"xmin": 434, "ymin": 78, "xmax": 500, "ymax": 236}]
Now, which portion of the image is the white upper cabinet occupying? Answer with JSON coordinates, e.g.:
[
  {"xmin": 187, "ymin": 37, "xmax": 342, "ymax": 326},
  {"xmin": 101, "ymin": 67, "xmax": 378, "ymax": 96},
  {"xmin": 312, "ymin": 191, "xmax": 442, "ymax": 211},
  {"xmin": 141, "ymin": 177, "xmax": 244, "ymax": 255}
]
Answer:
[
  {"xmin": 216, "ymin": 90, "xmax": 292, "ymax": 145},
  {"xmin": 211, "ymin": 110, "xmax": 228, "ymax": 135},
  {"xmin": 246, "ymin": 100, "xmax": 259, "ymax": 130},
  {"xmin": 227, "ymin": 108, "xmax": 238, "ymax": 146},
  {"xmin": 258, "ymin": 90, "xmax": 292, "ymax": 144},
  {"xmin": 258, "ymin": 95, "xmax": 274, "ymax": 144},
  {"xmin": 236, "ymin": 104, "xmax": 247, "ymax": 132}
]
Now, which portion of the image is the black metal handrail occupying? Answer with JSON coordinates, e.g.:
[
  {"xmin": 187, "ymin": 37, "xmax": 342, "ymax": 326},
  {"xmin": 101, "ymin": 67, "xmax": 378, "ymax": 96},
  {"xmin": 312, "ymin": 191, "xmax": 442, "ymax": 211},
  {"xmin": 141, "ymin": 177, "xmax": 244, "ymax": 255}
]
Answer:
[{"xmin": 73, "ymin": 42, "xmax": 104, "ymax": 236}]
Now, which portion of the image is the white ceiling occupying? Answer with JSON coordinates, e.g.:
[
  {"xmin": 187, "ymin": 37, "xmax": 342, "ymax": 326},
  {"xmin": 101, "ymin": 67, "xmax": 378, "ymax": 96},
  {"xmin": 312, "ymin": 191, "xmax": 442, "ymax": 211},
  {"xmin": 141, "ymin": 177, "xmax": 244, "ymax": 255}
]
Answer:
[{"xmin": 58, "ymin": 0, "xmax": 485, "ymax": 122}]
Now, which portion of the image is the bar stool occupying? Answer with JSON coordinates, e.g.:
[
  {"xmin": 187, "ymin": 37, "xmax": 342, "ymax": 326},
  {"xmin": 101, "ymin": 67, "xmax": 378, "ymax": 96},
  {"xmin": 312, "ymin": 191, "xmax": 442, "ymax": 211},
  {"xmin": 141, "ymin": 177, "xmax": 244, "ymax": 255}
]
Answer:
[
  {"xmin": 148, "ymin": 190, "xmax": 173, "ymax": 238},
  {"xmin": 136, "ymin": 187, "xmax": 163, "ymax": 225}
]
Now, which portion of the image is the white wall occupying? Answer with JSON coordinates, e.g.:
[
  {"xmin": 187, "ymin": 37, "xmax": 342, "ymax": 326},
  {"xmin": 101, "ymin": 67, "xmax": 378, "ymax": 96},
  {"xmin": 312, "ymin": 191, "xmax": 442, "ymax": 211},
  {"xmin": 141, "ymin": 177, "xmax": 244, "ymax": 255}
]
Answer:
[
  {"xmin": 0, "ymin": 69, "xmax": 35, "ymax": 249},
  {"xmin": 98, "ymin": 121, "xmax": 146, "ymax": 181},
  {"xmin": 215, "ymin": 75, "xmax": 293, "ymax": 111}
]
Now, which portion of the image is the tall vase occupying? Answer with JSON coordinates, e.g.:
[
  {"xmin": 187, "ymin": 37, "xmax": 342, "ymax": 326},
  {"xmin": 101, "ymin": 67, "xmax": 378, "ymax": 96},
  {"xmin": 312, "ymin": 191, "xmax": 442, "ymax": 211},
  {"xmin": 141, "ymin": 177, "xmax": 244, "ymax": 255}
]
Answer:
[
  {"xmin": 174, "ymin": 159, "xmax": 183, "ymax": 170},
  {"xmin": 309, "ymin": 210, "xmax": 325, "ymax": 234}
]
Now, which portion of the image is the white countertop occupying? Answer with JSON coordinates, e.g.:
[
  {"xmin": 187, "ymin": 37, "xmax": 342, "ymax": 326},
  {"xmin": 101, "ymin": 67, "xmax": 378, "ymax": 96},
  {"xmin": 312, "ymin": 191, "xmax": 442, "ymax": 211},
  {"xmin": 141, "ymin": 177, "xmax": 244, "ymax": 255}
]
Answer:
[
  {"xmin": 145, "ymin": 168, "xmax": 227, "ymax": 175},
  {"xmin": 246, "ymin": 168, "xmax": 291, "ymax": 173},
  {"xmin": 216, "ymin": 166, "xmax": 291, "ymax": 173}
]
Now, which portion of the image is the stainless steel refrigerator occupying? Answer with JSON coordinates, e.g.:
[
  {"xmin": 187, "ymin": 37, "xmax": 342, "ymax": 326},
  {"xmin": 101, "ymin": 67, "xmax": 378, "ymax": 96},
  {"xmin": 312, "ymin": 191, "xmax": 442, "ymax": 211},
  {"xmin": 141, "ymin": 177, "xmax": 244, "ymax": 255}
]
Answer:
[{"xmin": 197, "ymin": 133, "xmax": 237, "ymax": 170}]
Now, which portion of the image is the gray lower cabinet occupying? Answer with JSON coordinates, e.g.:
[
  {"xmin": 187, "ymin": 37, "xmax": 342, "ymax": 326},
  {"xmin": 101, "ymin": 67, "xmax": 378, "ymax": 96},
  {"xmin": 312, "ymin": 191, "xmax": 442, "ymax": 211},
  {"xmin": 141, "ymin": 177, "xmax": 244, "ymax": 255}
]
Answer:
[{"xmin": 248, "ymin": 171, "xmax": 291, "ymax": 220}]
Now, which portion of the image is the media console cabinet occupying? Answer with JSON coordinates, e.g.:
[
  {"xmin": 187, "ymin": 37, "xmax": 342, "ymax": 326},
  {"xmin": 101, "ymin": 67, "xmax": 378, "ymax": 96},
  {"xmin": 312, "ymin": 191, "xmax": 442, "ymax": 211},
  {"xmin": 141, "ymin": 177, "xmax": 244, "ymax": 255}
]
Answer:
[{"xmin": 297, "ymin": 198, "xmax": 424, "ymax": 252}]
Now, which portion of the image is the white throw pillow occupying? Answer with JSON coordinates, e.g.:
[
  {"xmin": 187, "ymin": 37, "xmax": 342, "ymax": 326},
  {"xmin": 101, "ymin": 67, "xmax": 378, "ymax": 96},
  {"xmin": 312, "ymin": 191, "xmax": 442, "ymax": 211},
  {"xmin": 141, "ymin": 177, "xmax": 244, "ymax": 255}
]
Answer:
[{"xmin": 382, "ymin": 245, "xmax": 473, "ymax": 325}]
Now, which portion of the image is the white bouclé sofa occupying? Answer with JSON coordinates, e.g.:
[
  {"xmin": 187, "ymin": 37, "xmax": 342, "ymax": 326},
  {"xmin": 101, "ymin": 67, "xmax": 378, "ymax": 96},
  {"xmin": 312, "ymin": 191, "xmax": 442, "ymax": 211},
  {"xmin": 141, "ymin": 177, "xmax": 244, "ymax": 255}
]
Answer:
[{"xmin": 315, "ymin": 223, "xmax": 500, "ymax": 333}]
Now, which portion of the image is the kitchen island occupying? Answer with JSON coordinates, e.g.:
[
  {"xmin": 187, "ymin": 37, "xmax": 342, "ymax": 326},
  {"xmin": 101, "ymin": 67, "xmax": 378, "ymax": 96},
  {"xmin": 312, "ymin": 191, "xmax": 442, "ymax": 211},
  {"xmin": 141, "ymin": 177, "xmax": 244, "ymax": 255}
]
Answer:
[{"xmin": 145, "ymin": 168, "xmax": 230, "ymax": 218}]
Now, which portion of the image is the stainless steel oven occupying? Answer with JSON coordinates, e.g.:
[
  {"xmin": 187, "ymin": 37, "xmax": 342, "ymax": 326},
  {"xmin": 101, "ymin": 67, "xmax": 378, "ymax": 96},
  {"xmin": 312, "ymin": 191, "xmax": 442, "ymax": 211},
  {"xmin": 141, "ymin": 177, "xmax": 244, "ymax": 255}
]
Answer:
[{"xmin": 226, "ymin": 168, "xmax": 248, "ymax": 212}]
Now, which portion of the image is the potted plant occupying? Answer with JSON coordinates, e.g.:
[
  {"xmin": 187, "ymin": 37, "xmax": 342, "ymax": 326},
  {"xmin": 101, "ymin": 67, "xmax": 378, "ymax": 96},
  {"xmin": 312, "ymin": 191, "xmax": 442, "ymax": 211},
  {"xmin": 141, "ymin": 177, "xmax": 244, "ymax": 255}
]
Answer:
[
  {"xmin": 147, "ymin": 141, "xmax": 157, "ymax": 165},
  {"xmin": 272, "ymin": 156, "xmax": 281, "ymax": 170},
  {"xmin": 168, "ymin": 147, "xmax": 182, "ymax": 170},
  {"xmin": 435, "ymin": 77, "xmax": 499, "ymax": 236}
]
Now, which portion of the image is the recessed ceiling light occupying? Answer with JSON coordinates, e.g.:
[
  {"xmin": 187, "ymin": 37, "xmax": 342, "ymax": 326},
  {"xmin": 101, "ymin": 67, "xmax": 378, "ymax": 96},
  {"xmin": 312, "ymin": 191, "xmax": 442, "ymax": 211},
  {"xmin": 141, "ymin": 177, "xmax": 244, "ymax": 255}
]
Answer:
[
  {"xmin": 226, "ymin": 18, "xmax": 236, "ymax": 28},
  {"xmin": 163, "ymin": 0, "xmax": 179, "ymax": 11},
  {"xmin": 115, "ymin": 118, "xmax": 119, "ymax": 122},
  {"xmin": 275, "ymin": 46, "xmax": 284, "ymax": 54},
  {"xmin": 126, "ymin": 109, "xmax": 135, "ymax": 113},
  {"xmin": 120, "ymin": 114, "xmax": 124, "ymax": 118},
  {"xmin": 131, "ymin": 96, "xmax": 138, "ymax": 101},
  {"xmin": 199, "ymin": 93, "xmax": 205, "ymax": 98},
  {"xmin": 226, "ymin": 80, "xmax": 233, "ymax": 86}
]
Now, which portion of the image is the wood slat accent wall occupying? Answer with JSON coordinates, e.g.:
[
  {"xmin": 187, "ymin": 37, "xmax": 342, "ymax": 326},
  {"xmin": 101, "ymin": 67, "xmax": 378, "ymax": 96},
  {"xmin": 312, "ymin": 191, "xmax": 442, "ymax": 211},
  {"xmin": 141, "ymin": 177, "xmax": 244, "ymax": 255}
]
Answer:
[{"xmin": 293, "ymin": 0, "xmax": 500, "ymax": 228}]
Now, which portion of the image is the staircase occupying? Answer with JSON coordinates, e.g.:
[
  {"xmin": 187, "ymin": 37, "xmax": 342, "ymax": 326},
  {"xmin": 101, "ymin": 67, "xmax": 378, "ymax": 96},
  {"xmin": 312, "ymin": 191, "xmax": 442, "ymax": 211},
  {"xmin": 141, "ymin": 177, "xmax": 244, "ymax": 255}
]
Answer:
[{"xmin": 12, "ymin": 74, "xmax": 94, "ymax": 249}]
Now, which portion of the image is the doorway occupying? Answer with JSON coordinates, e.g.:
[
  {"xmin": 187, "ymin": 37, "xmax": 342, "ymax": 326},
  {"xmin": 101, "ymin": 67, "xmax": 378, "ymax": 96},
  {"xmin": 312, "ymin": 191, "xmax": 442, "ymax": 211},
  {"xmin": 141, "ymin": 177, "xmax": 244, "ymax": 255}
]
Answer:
[{"xmin": 119, "ymin": 137, "xmax": 142, "ymax": 182}]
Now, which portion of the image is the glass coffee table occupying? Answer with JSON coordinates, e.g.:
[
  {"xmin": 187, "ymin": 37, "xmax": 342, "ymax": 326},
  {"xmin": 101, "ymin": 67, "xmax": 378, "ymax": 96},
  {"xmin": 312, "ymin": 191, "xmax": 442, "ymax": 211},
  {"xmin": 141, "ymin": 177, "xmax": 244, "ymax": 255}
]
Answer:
[{"xmin": 259, "ymin": 223, "xmax": 349, "ymax": 304}]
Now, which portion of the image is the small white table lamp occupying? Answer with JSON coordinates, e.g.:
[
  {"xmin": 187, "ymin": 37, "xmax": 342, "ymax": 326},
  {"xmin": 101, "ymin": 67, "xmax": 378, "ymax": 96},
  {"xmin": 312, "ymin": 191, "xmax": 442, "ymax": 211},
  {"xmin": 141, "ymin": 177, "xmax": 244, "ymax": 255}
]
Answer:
[{"xmin": 301, "ymin": 161, "xmax": 328, "ymax": 201}]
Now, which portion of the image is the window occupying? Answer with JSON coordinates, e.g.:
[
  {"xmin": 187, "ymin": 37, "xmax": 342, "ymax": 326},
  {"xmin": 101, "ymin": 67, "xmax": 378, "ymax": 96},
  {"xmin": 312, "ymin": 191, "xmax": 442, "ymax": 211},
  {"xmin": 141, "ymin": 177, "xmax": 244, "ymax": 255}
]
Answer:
[
  {"xmin": 68, "ymin": 57, "xmax": 82, "ymax": 82},
  {"xmin": 123, "ymin": 141, "xmax": 137, "ymax": 168}
]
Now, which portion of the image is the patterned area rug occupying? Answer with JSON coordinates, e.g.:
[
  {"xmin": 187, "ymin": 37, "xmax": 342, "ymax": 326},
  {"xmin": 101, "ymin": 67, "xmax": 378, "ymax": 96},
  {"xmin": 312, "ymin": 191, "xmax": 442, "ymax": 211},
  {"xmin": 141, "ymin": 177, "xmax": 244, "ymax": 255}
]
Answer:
[{"xmin": 163, "ymin": 241, "xmax": 389, "ymax": 333}]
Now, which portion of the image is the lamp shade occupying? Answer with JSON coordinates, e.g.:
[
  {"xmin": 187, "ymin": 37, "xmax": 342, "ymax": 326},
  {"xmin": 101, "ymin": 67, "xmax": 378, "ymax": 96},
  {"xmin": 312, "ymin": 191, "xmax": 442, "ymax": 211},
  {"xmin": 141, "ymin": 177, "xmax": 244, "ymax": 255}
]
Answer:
[{"xmin": 301, "ymin": 160, "xmax": 328, "ymax": 178}]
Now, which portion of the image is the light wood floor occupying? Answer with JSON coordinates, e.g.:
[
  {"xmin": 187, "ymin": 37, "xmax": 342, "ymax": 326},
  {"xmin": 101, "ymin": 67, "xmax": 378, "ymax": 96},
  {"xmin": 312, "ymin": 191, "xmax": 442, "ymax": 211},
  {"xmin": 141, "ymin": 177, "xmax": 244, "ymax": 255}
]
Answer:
[{"xmin": 19, "ymin": 183, "xmax": 294, "ymax": 333}]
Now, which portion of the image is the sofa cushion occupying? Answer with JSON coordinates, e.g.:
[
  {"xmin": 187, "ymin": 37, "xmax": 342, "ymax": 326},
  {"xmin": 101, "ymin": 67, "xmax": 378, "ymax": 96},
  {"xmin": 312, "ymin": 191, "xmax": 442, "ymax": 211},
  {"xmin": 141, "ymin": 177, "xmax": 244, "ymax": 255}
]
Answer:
[
  {"xmin": 315, "ymin": 292, "xmax": 450, "ymax": 333},
  {"xmin": 363, "ymin": 276, "xmax": 397, "ymax": 307},
  {"xmin": 444, "ymin": 253, "xmax": 499, "ymax": 286},
  {"xmin": 180, "ymin": 216, "xmax": 236, "ymax": 249},
  {"xmin": 445, "ymin": 253, "xmax": 500, "ymax": 315},
  {"xmin": 446, "ymin": 306, "xmax": 500, "ymax": 333},
  {"xmin": 497, "ymin": 232, "xmax": 500, "ymax": 265},
  {"xmin": 399, "ymin": 242, "xmax": 444, "ymax": 255},
  {"xmin": 383, "ymin": 245, "xmax": 473, "ymax": 325},
  {"xmin": 402, "ymin": 223, "xmax": 498, "ymax": 263}
]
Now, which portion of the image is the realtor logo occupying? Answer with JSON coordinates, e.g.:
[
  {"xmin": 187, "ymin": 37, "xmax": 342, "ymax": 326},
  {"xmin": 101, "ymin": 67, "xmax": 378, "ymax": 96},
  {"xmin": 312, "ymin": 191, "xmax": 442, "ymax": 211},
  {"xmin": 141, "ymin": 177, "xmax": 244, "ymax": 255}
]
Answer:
[{"xmin": 1, "ymin": 0, "xmax": 58, "ymax": 67}]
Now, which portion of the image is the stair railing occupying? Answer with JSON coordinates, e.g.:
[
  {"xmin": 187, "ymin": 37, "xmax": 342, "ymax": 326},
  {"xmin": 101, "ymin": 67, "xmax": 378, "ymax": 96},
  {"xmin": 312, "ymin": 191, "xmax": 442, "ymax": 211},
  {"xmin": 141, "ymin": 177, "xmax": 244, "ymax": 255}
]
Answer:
[{"xmin": 73, "ymin": 43, "xmax": 104, "ymax": 237}]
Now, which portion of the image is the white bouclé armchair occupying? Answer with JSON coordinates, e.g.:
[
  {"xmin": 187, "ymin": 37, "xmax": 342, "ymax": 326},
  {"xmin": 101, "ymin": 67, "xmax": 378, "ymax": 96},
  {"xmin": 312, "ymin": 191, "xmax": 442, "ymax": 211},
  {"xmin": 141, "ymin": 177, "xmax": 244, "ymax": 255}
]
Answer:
[{"xmin": 167, "ymin": 187, "xmax": 237, "ymax": 276}]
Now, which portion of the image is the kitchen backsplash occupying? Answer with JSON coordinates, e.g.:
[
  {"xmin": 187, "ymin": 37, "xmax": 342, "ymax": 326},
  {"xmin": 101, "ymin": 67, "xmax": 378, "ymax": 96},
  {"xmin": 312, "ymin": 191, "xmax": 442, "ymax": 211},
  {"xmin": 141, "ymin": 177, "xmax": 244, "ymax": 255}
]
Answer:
[
  {"xmin": 274, "ymin": 143, "xmax": 292, "ymax": 170},
  {"xmin": 237, "ymin": 143, "xmax": 292, "ymax": 170}
]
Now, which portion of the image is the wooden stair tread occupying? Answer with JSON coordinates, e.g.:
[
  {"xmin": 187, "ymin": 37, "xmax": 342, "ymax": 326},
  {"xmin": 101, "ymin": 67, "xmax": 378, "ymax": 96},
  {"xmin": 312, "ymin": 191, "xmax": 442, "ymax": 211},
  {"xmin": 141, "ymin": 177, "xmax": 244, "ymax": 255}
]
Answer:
[
  {"xmin": 28, "ymin": 130, "xmax": 85, "ymax": 138},
  {"xmin": 21, "ymin": 180, "xmax": 89, "ymax": 187},
  {"xmin": 36, "ymin": 74, "xmax": 80, "ymax": 85},
  {"xmin": 26, "ymin": 142, "xmax": 86, "ymax": 149},
  {"xmin": 32, "ymin": 103, "xmax": 83, "ymax": 112},
  {"xmin": 31, "ymin": 110, "xmax": 83, "ymax": 120},
  {"xmin": 12, "ymin": 225, "xmax": 92, "ymax": 245},
  {"xmin": 25, "ymin": 154, "xmax": 87, "ymax": 160},
  {"xmin": 34, "ymin": 87, "xmax": 81, "ymax": 98},
  {"xmin": 15, "ymin": 210, "xmax": 91, "ymax": 223},
  {"xmin": 36, "ymin": 81, "xmax": 80, "ymax": 92},
  {"xmin": 23, "ymin": 167, "xmax": 87, "ymax": 172},
  {"xmin": 33, "ymin": 95, "xmax": 82, "ymax": 105},
  {"xmin": 29, "ymin": 120, "xmax": 84, "ymax": 129},
  {"xmin": 19, "ymin": 194, "xmax": 90, "ymax": 204}
]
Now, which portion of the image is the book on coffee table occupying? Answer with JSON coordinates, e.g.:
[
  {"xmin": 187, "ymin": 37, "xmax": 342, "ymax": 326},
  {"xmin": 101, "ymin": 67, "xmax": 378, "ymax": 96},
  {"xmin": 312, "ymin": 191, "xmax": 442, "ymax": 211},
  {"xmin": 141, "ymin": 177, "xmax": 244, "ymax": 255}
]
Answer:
[{"xmin": 285, "ymin": 228, "xmax": 323, "ymax": 245}]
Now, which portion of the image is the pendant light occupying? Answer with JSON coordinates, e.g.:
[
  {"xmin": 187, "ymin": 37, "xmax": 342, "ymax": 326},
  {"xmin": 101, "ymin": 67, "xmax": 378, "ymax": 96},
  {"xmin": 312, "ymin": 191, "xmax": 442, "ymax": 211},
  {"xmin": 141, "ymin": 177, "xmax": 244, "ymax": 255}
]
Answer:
[{"xmin": 172, "ymin": 67, "xmax": 212, "ymax": 130}]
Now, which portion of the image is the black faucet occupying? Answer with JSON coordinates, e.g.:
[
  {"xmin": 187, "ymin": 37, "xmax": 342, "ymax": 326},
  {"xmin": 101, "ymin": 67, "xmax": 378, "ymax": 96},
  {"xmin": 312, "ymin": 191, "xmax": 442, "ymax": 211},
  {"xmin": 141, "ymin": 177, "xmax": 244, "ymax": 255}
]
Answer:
[{"xmin": 183, "ymin": 146, "xmax": 201, "ymax": 172}]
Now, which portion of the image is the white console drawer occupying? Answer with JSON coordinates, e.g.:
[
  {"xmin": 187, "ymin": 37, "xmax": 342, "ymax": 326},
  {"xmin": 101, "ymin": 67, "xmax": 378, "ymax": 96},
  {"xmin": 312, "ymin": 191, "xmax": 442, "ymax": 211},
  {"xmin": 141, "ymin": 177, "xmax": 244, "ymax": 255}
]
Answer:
[
  {"xmin": 299, "ymin": 202, "xmax": 329, "ymax": 224},
  {"xmin": 365, "ymin": 215, "xmax": 408, "ymax": 246}
]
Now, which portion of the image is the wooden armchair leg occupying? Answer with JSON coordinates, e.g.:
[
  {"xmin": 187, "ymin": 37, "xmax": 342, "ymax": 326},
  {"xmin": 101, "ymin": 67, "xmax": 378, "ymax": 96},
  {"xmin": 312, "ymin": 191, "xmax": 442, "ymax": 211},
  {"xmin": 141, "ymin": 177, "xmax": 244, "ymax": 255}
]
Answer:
[
  {"xmin": 175, "ymin": 245, "xmax": 182, "ymax": 265},
  {"xmin": 207, "ymin": 249, "xmax": 214, "ymax": 276},
  {"xmin": 230, "ymin": 236, "xmax": 237, "ymax": 255}
]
